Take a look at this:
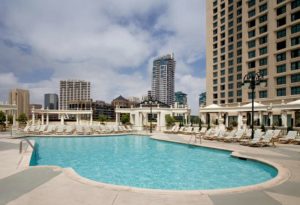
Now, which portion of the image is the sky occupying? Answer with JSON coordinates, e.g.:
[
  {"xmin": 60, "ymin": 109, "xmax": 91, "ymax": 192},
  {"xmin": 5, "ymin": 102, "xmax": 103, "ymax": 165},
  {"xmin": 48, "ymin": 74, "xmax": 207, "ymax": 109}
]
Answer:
[{"xmin": 0, "ymin": 0, "xmax": 206, "ymax": 115}]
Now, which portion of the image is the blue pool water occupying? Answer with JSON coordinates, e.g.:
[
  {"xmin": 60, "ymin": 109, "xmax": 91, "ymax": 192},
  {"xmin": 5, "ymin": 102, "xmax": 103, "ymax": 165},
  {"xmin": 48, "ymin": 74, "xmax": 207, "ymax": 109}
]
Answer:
[{"xmin": 30, "ymin": 135, "xmax": 277, "ymax": 190}]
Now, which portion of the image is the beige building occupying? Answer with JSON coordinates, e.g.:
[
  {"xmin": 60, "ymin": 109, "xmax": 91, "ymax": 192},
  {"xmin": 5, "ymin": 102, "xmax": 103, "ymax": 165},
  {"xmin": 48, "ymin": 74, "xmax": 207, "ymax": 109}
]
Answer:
[
  {"xmin": 9, "ymin": 89, "xmax": 30, "ymax": 117},
  {"xmin": 204, "ymin": 0, "xmax": 300, "ymax": 128}
]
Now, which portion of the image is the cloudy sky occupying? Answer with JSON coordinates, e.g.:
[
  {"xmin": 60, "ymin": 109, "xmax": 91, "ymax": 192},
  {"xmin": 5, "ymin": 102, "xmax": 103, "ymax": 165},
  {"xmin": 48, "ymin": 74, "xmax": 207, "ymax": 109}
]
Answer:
[{"xmin": 0, "ymin": 0, "xmax": 206, "ymax": 114}]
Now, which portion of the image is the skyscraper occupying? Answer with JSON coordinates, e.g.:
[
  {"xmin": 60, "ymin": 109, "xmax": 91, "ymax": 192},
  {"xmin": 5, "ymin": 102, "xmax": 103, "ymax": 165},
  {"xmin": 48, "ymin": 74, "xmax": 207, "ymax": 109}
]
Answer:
[
  {"xmin": 44, "ymin": 93, "xmax": 58, "ymax": 109},
  {"xmin": 151, "ymin": 53, "xmax": 175, "ymax": 106},
  {"xmin": 206, "ymin": 0, "xmax": 300, "ymax": 106},
  {"xmin": 9, "ymin": 89, "xmax": 30, "ymax": 117},
  {"xmin": 175, "ymin": 91, "xmax": 187, "ymax": 106},
  {"xmin": 59, "ymin": 80, "xmax": 91, "ymax": 110}
]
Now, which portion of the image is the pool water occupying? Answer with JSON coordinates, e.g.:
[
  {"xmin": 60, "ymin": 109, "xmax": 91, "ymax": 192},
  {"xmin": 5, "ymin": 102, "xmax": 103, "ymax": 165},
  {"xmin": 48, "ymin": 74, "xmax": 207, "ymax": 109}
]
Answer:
[{"xmin": 30, "ymin": 135, "xmax": 277, "ymax": 190}]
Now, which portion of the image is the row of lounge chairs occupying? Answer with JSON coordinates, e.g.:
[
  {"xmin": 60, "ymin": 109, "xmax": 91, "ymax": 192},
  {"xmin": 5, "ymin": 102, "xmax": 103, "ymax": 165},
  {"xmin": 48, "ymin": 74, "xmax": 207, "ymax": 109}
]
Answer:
[
  {"xmin": 23, "ymin": 124, "xmax": 134, "ymax": 135},
  {"xmin": 165, "ymin": 125, "xmax": 300, "ymax": 146}
]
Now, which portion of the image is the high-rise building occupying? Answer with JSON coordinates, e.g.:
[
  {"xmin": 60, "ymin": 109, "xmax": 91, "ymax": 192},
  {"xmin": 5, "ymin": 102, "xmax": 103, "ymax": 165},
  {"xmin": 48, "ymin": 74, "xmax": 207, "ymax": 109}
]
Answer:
[
  {"xmin": 206, "ymin": 0, "xmax": 300, "ymax": 106},
  {"xmin": 151, "ymin": 53, "xmax": 175, "ymax": 106},
  {"xmin": 9, "ymin": 89, "xmax": 30, "ymax": 117},
  {"xmin": 59, "ymin": 80, "xmax": 91, "ymax": 110},
  {"xmin": 175, "ymin": 91, "xmax": 187, "ymax": 106},
  {"xmin": 44, "ymin": 93, "xmax": 58, "ymax": 110},
  {"xmin": 199, "ymin": 92, "xmax": 206, "ymax": 107}
]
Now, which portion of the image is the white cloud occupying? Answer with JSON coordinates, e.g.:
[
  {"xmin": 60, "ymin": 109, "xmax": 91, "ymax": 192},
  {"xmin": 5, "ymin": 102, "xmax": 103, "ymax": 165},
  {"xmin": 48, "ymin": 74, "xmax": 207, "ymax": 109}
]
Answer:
[{"xmin": 0, "ymin": 0, "xmax": 206, "ymax": 114}]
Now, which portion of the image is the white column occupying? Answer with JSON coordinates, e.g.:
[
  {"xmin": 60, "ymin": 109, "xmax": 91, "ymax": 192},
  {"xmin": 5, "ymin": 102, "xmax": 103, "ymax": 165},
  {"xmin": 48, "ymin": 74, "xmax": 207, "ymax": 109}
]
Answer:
[
  {"xmin": 32, "ymin": 112, "xmax": 35, "ymax": 126},
  {"xmin": 282, "ymin": 111, "xmax": 287, "ymax": 127},
  {"xmin": 225, "ymin": 114, "xmax": 229, "ymax": 127},
  {"xmin": 238, "ymin": 112, "xmax": 243, "ymax": 130},
  {"xmin": 184, "ymin": 114, "xmax": 187, "ymax": 125},
  {"xmin": 156, "ymin": 112, "xmax": 160, "ymax": 131},
  {"xmin": 46, "ymin": 113, "xmax": 49, "ymax": 125},
  {"xmin": 13, "ymin": 111, "xmax": 16, "ymax": 126},
  {"xmin": 200, "ymin": 113, "xmax": 206, "ymax": 124},
  {"xmin": 90, "ymin": 113, "xmax": 93, "ymax": 125},
  {"xmin": 76, "ymin": 114, "xmax": 79, "ymax": 125},
  {"xmin": 269, "ymin": 113, "xmax": 273, "ymax": 126},
  {"xmin": 115, "ymin": 113, "xmax": 120, "ymax": 125},
  {"xmin": 60, "ymin": 114, "xmax": 64, "ymax": 125},
  {"xmin": 259, "ymin": 112, "xmax": 263, "ymax": 126},
  {"xmin": 41, "ymin": 114, "xmax": 44, "ymax": 125}
]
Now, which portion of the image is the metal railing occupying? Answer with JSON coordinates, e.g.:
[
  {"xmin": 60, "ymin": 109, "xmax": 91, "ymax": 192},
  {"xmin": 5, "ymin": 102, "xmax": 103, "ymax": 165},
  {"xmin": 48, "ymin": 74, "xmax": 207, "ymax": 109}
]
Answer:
[{"xmin": 19, "ymin": 139, "xmax": 34, "ymax": 154}]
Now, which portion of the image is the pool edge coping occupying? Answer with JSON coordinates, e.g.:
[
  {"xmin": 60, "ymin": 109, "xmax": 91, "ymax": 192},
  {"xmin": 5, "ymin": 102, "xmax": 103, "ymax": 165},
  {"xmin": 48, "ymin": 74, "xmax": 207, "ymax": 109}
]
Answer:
[{"xmin": 20, "ymin": 134, "xmax": 291, "ymax": 195}]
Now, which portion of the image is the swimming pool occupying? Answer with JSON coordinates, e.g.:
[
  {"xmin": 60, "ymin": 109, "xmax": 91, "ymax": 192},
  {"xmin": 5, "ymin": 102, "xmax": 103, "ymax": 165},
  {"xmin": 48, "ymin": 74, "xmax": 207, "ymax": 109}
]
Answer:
[{"xmin": 30, "ymin": 135, "xmax": 277, "ymax": 190}]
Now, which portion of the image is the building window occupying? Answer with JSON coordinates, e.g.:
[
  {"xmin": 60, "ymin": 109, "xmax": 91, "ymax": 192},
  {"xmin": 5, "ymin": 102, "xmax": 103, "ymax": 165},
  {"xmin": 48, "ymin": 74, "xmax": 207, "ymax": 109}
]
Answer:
[
  {"xmin": 213, "ymin": 79, "xmax": 218, "ymax": 84},
  {"xmin": 291, "ymin": 73, "xmax": 300, "ymax": 83},
  {"xmin": 228, "ymin": 52, "xmax": 233, "ymax": 58},
  {"xmin": 277, "ymin": 88, "xmax": 286, "ymax": 96},
  {"xmin": 291, "ymin": 86, "xmax": 300, "ymax": 95},
  {"xmin": 228, "ymin": 83, "xmax": 234, "ymax": 89},
  {"xmin": 248, "ymin": 9, "xmax": 256, "ymax": 18},
  {"xmin": 291, "ymin": 49, "xmax": 300, "ymax": 58},
  {"xmin": 248, "ymin": 40, "xmax": 256, "ymax": 48},
  {"xmin": 237, "ymin": 57, "xmax": 242, "ymax": 64},
  {"xmin": 277, "ymin": 41, "xmax": 286, "ymax": 50},
  {"xmin": 228, "ymin": 75, "xmax": 234, "ymax": 82},
  {"xmin": 259, "ymin": 58, "xmax": 268, "ymax": 66},
  {"xmin": 260, "ymin": 68, "xmax": 268, "ymax": 76},
  {"xmin": 237, "ymin": 9, "xmax": 242, "ymax": 16},
  {"xmin": 237, "ymin": 17, "xmax": 242, "ymax": 23},
  {"xmin": 248, "ymin": 0, "xmax": 256, "ymax": 7},
  {"xmin": 221, "ymin": 77, "xmax": 225, "ymax": 83},
  {"xmin": 237, "ymin": 90, "xmax": 242, "ymax": 96},
  {"xmin": 221, "ymin": 70, "xmax": 225, "ymax": 75},
  {"xmin": 248, "ymin": 20, "xmax": 256, "ymax": 28},
  {"xmin": 213, "ymin": 72, "xmax": 218, "ymax": 78},
  {"xmin": 291, "ymin": 11, "xmax": 300, "ymax": 21},
  {"xmin": 277, "ymin": 64, "xmax": 286, "ymax": 73},
  {"xmin": 277, "ymin": 29, "xmax": 286, "ymax": 38},
  {"xmin": 259, "ymin": 3, "xmax": 268, "ymax": 12},
  {"xmin": 237, "ymin": 73, "xmax": 242, "ymax": 80},
  {"xmin": 213, "ymin": 86, "xmax": 218, "ymax": 92},
  {"xmin": 291, "ymin": 0, "xmax": 300, "ymax": 9},
  {"xmin": 221, "ymin": 92, "xmax": 225, "ymax": 98},
  {"xmin": 237, "ymin": 33, "xmax": 242, "ymax": 39},
  {"xmin": 237, "ymin": 65, "xmax": 242, "ymax": 72},
  {"xmin": 229, "ymin": 67, "xmax": 234, "ymax": 74},
  {"xmin": 259, "ymin": 47, "xmax": 268, "ymax": 55},
  {"xmin": 259, "ymin": 25, "xmax": 268, "ymax": 34},
  {"xmin": 228, "ymin": 44, "xmax": 234, "ymax": 51},
  {"xmin": 248, "ymin": 50, "xmax": 256, "ymax": 58},
  {"xmin": 237, "ymin": 24, "xmax": 242, "ymax": 31},
  {"xmin": 248, "ymin": 30, "xmax": 256, "ymax": 38},
  {"xmin": 228, "ymin": 29, "xmax": 233, "ymax": 36},
  {"xmin": 277, "ymin": 0, "xmax": 285, "ymax": 4},
  {"xmin": 229, "ymin": 60, "xmax": 234, "ymax": 66},
  {"xmin": 213, "ymin": 94, "xmax": 218, "ymax": 99},
  {"xmin": 259, "ymin": 90, "xmax": 268, "ymax": 98},
  {"xmin": 277, "ymin": 17, "xmax": 286, "ymax": 27},
  {"xmin": 248, "ymin": 92, "xmax": 256, "ymax": 99},
  {"xmin": 291, "ymin": 36, "xmax": 300, "ymax": 46},
  {"xmin": 259, "ymin": 14, "xmax": 268, "ymax": 23},
  {"xmin": 228, "ymin": 91, "xmax": 234, "ymax": 97},
  {"xmin": 277, "ymin": 6, "xmax": 286, "ymax": 16},
  {"xmin": 221, "ymin": 62, "xmax": 225, "ymax": 68},
  {"xmin": 237, "ymin": 41, "xmax": 242, "ymax": 48},
  {"xmin": 237, "ymin": 1, "xmax": 242, "ymax": 7},
  {"xmin": 276, "ymin": 53, "xmax": 286, "ymax": 62},
  {"xmin": 221, "ymin": 47, "xmax": 226, "ymax": 53},
  {"xmin": 237, "ymin": 49, "xmax": 242, "ymax": 56},
  {"xmin": 291, "ymin": 23, "xmax": 300, "ymax": 34},
  {"xmin": 277, "ymin": 76, "xmax": 286, "ymax": 85},
  {"xmin": 259, "ymin": 36, "xmax": 268, "ymax": 44},
  {"xmin": 291, "ymin": 61, "xmax": 300, "ymax": 70},
  {"xmin": 248, "ymin": 61, "xmax": 256, "ymax": 69}
]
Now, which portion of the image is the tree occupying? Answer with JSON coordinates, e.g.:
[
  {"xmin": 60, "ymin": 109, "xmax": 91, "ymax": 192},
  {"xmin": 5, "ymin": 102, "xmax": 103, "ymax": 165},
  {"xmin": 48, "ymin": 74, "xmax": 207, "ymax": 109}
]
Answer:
[
  {"xmin": 120, "ymin": 113, "xmax": 130, "ymax": 124},
  {"xmin": 0, "ymin": 111, "xmax": 6, "ymax": 131},
  {"xmin": 17, "ymin": 113, "xmax": 28, "ymax": 124},
  {"xmin": 165, "ymin": 114, "xmax": 176, "ymax": 127},
  {"xmin": 98, "ymin": 114, "xmax": 108, "ymax": 123}
]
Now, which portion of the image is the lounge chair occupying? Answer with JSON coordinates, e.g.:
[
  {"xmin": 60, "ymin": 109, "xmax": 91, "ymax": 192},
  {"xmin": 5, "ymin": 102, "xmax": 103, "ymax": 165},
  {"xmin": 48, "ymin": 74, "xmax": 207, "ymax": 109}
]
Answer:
[
  {"xmin": 38, "ymin": 125, "xmax": 47, "ymax": 134},
  {"xmin": 219, "ymin": 130, "xmax": 236, "ymax": 141},
  {"xmin": 278, "ymin": 131, "xmax": 298, "ymax": 144},
  {"xmin": 23, "ymin": 125, "xmax": 30, "ymax": 133},
  {"xmin": 44, "ymin": 125, "xmax": 56, "ymax": 134},
  {"xmin": 223, "ymin": 129, "xmax": 244, "ymax": 142},
  {"xmin": 65, "ymin": 125, "xmax": 75, "ymax": 135},
  {"xmin": 249, "ymin": 130, "xmax": 273, "ymax": 147},
  {"xmin": 76, "ymin": 125, "xmax": 84, "ymax": 135},
  {"xmin": 293, "ymin": 136, "xmax": 300, "ymax": 145},
  {"xmin": 164, "ymin": 125, "xmax": 177, "ymax": 133},
  {"xmin": 240, "ymin": 131, "xmax": 264, "ymax": 146},
  {"xmin": 125, "ymin": 125, "xmax": 134, "ymax": 132},
  {"xmin": 56, "ymin": 125, "xmax": 65, "ymax": 135},
  {"xmin": 178, "ymin": 127, "xmax": 186, "ymax": 134},
  {"xmin": 28, "ymin": 125, "xmax": 37, "ymax": 134},
  {"xmin": 183, "ymin": 127, "xmax": 193, "ymax": 135},
  {"xmin": 206, "ymin": 129, "xmax": 221, "ymax": 140},
  {"xmin": 203, "ymin": 128, "xmax": 214, "ymax": 140},
  {"xmin": 84, "ymin": 126, "xmax": 92, "ymax": 135}
]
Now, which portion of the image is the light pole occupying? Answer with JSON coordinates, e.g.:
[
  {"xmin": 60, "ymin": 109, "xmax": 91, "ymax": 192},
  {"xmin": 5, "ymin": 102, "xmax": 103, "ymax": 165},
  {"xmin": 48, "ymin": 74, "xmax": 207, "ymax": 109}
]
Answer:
[
  {"xmin": 242, "ymin": 72, "xmax": 267, "ymax": 139},
  {"xmin": 149, "ymin": 96, "xmax": 153, "ymax": 133}
]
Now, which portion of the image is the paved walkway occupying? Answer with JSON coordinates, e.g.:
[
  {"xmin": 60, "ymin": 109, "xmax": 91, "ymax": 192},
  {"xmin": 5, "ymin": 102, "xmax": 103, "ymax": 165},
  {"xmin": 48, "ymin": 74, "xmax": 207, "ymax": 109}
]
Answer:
[{"xmin": 0, "ymin": 134, "xmax": 299, "ymax": 205}]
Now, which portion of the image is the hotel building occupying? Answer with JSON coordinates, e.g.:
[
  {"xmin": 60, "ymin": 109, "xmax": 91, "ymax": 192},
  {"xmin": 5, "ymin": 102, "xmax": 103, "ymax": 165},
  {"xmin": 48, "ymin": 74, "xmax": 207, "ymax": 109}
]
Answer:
[
  {"xmin": 9, "ymin": 89, "xmax": 30, "ymax": 117},
  {"xmin": 59, "ymin": 80, "xmax": 91, "ymax": 110},
  {"xmin": 204, "ymin": 0, "xmax": 300, "ymax": 128},
  {"xmin": 151, "ymin": 54, "xmax": 176, "ymax": 106}
]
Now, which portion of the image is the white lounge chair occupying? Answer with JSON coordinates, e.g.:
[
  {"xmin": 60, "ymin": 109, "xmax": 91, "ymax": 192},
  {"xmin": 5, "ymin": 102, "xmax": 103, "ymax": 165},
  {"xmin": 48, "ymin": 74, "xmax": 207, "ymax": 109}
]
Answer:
[
  {"xmin": 278, "ymin": 131, "xmax": 298, "ymax": 144},
  {"xmin": 84, "ymin": 126, "xmax": 92, "ymax": 135},
  {"xmin": 38, "ymin": 125, "xmax": 47, "ymax": 134},
  {"xmin": 76, "ymin": 125, "xmax": 84, "ymax": 135},
  {"xmin": 44, "ymin": 125, "xmax": 56, "ymax": 134},
  {"xmin": 23, "ymin": 125, "xmax": 30, "ymax": 133},
  {"xmin": 249, "ymin": 130, "xmax": 273, "ymax": 147},
  {"xmin": 56, "ymin": 125, "xmax": 65, "ymax": 135},
  {"xmin": 240, "ymin": 131, "xmax": 264, "ymax": 146},
  {"xmin": 164, "ymin": 125, "xmax": 177, "ymax": 133},
  {"xmin": 65, "ymin": 125, "xmax": 75, "ymax": 135},
  {"xmin": 183, "ymin": 127, "xmax": 193, "ymax": 135}
]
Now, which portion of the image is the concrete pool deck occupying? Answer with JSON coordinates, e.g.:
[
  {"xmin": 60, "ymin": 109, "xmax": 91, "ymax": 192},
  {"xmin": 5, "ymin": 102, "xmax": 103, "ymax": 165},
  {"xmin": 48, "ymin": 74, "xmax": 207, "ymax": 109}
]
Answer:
[{"xmin": 0, "ymin": 133, "xmax": 299, "ymax": 205}]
